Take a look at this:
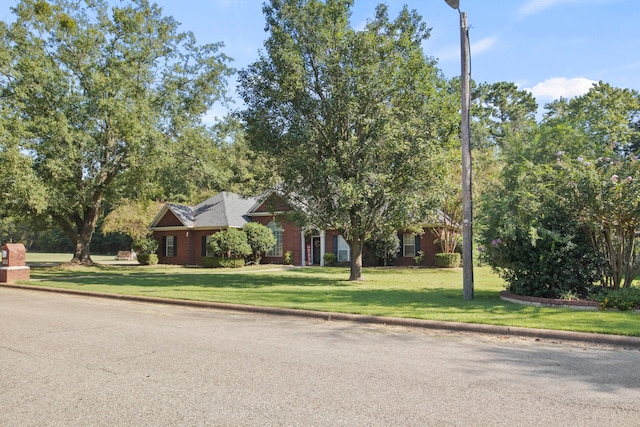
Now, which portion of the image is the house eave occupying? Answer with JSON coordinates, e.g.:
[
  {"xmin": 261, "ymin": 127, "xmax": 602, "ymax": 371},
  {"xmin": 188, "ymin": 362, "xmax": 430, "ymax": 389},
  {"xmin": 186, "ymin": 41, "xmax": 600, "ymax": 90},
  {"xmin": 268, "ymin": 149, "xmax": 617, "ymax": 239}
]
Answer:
[
  {"xmin": 150, "ymin": 225, "xmax": 244, "ymax": 232},
  {"xmin": 248, "ymin": 211, "xmax": 290, "ymax": 217},
  {"xmin": 149, "ymin": 226, "xmax": 193, "ymax": 232}
]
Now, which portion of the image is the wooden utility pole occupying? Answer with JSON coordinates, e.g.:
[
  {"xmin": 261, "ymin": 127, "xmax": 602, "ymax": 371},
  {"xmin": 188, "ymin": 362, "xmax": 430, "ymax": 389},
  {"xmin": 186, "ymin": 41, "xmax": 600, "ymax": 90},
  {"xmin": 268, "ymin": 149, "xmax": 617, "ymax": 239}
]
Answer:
[
  {"xmin": 446, "ymin": 0, "xmax": 474, "ymax": 300},
  {"xmin": 459, "ymin": 11, "xmax": 474, "ymax": 301}
]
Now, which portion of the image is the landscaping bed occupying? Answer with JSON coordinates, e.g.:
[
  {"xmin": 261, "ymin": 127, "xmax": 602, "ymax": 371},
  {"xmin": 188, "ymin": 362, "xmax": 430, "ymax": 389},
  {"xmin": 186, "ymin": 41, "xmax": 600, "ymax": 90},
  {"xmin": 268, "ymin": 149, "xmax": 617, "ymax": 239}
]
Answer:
[{"xmin": 500, "ymin": 291, "xmax": 600, "ymax": 310}]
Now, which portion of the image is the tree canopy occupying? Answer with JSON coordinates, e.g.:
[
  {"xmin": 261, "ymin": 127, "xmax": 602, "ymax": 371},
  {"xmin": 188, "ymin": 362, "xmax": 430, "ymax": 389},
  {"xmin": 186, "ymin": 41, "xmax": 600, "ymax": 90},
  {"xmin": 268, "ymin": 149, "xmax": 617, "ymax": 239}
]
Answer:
[
  {"xmin": 0, "ymin": 0, "xmax": 232, "ymax": 263},
  {"xmin": 239, "ymin": 0, "xmax": 452, "ymax": 280},
  {"xmin": 479, "ymin": 82, "xmax": 640, "ymax": 295}
]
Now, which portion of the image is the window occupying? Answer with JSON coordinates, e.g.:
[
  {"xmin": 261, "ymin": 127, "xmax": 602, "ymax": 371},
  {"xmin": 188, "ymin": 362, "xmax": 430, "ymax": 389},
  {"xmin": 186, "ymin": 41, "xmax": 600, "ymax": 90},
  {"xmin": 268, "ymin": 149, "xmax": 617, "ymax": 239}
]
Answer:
[
  {"xmin": 166, "ymin": 235, "xmax": 176, "ymax": 257},
  {"xmin": 337, "ymin": 236, "xmax": 350, "ymax": 262},
  {"xmin": 204, "ymin": 235, "xmax": 213, "ymax": 257},
  {"xmin": 266, "ymin": 221, "xmax": 283, "ymax": 257},
  {"xmin": 403, "ymin": 233, "xmax": 415, "ymax": 257}
]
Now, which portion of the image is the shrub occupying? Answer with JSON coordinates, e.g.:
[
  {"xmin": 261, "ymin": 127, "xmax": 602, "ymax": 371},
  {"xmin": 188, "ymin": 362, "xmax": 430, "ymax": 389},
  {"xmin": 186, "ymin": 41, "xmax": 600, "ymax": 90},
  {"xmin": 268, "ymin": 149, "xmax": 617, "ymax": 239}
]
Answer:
[
  {"xmin": 202, "ymin": 256, "xmax": 245, "ymax": 268},
  {"xmin": 243, "ymin": 222, "xmax": 276, "ymax": 265},
  {"xmin": 594, "ymin": 287, "xmax": 640, "ymax": 311},
  {"xmin": 413, "ymin": 250, "xmax": 424, "ymax": 266},
  {"xmin": 132, "ymin": 238, "xmax": 159, "ymax": 265},
  {"xmin": 136, "ymin": 253, "xmax": 158, "ymax": 265},
  {"xmin": 284, "ymin": 250, "xmax": 293, "ymax": 265},
  {"xmin": 435, "ymin": 252, "xmax": 460, "ymax": 268},
  {"xmin": 481, "ymin": 220, "xmax": 602, "ymax": 298},
  {"xmin": 207, "ymin": 228, "xmax": 252, "ymax": 259},
  {"xmin": 131, "ymin": 237, "xmax": 158, "ymax": 255},
  {"xmin": 323, "ymin": 252, "xmax": 337, "ymax": 266},
  {"xmin": 366, "ymin": 231, "xmax": 399, "ymax": 266}
]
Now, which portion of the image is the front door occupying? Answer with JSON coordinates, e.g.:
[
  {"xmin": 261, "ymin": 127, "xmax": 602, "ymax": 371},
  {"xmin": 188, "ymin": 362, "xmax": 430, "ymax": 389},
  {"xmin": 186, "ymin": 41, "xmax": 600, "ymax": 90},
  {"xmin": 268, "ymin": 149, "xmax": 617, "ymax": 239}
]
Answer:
[{"xmin": 312, "ymin": 237, "xmax": 321, "ymax": 265}]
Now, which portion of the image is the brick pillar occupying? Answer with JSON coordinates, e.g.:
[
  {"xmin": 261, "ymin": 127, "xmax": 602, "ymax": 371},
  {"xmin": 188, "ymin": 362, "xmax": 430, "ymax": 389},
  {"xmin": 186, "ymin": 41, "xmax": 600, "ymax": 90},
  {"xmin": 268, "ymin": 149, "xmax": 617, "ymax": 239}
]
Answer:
[{"xmin": 0, "ymin": 243, "xmax": 30, "ymax": 283}]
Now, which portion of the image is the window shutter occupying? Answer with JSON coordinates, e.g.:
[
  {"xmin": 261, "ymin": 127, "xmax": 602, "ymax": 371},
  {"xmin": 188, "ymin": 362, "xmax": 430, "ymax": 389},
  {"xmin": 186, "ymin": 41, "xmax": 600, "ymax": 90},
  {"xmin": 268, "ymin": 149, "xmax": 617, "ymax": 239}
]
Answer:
[
  {"xmin": 332, "ymin": 235, "xmax": 338, "ymax": 255},
  {"xmin": 162, "ymin": 236, "xmax": 167, "ymax": 257},
  {"xmin": 173, "ymin": 236, "xmax": 177, "ymax": 257},
  {"xmin": 398, "ymin": 234, "xmax": 404, "ymax": 257},
  {"xmin": 202, "ymin": 235, "xmax": 207, "ymax": 256},
  {"xmin": 415, "ymin": 235, "xmax": 421, "ymax": 254}
]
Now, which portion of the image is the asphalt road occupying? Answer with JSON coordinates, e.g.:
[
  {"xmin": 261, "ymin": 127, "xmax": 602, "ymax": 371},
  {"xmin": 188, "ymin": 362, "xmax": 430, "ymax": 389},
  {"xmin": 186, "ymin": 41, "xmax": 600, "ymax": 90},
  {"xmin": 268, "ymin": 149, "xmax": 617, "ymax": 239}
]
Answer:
[{"xmin": 1, "ymin": 287, "xmax": 640, "ymax": 426}]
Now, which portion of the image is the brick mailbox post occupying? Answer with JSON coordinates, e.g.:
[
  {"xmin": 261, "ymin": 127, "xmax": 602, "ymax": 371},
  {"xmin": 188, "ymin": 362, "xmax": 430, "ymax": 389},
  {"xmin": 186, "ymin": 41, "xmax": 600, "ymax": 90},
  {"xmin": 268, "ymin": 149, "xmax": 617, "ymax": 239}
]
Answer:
[{"xmin": 0, "ymin": 243, "xmax": 30, "ymax": 283}]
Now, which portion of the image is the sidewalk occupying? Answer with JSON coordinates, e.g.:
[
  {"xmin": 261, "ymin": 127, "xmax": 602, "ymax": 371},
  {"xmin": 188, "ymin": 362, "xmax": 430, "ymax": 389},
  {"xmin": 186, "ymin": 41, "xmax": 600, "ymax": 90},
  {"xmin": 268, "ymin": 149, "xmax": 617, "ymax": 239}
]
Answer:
[{"xmin": 3, "ymin": 282, "xmax": 640, "ymax": 349}]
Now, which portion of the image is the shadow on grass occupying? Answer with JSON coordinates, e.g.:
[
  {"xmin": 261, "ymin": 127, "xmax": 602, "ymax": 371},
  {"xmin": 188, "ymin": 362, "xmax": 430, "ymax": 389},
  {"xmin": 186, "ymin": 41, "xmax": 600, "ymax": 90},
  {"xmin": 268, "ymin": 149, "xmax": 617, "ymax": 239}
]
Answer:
[
  {"xmin": 29, "ymin": 265, "xmax": 521, "ymax": 312},
  {"xmin": 36, "ymin": 270, "xmax": 349, "ymax": 289}
]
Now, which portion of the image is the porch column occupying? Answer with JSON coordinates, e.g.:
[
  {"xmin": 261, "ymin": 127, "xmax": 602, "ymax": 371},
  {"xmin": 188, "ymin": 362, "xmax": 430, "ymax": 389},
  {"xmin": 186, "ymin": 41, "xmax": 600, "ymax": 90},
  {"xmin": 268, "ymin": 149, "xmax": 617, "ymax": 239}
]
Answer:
[
  {"xmin": 320, "ymin": 230, "xmax": 326, "ymax": 266},
  {"xmin": 300, "ymin": 229, "xmax": 306, "ymax": 266}
]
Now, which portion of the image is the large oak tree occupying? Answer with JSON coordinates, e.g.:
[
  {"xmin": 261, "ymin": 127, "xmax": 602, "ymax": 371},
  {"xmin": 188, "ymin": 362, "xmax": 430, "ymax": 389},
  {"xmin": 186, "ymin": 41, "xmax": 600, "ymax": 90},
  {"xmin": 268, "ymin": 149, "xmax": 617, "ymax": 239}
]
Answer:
[
  {"xmin": 0, "ymin": 0, "xmax": 231, "ymax": 263},
  {"xmin": 239, "ymin": 0, "xmax": 452, "ymax": 280}
]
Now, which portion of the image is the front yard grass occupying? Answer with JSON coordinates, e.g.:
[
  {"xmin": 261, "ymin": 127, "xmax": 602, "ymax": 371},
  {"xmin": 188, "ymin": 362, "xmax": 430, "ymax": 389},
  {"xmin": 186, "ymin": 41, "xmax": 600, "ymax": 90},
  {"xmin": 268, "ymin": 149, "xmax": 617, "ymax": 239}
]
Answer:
[{"xmin": 20, "ymin": 262, "xmax": 640, "ymax": 337}]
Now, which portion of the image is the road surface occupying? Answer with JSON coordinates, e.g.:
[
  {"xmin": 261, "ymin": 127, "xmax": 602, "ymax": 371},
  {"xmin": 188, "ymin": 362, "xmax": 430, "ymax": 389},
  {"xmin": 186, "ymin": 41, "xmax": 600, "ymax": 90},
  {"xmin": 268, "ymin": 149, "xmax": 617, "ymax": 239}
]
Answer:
[{"xmin": 1, "ymin": 287, "xmax": 639, "ymax": 426}]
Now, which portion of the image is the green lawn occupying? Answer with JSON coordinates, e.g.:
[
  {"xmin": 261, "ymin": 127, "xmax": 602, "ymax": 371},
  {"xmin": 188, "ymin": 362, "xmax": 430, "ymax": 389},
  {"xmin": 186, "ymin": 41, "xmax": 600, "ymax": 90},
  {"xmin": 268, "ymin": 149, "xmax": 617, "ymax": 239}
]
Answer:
[
  {"xmin": 16, "ymin": 255, "xmax": 640, "ymax": 337},
  {"xmin": 26, "ymin": 252, "xmax": 134, "ymax": 264}
]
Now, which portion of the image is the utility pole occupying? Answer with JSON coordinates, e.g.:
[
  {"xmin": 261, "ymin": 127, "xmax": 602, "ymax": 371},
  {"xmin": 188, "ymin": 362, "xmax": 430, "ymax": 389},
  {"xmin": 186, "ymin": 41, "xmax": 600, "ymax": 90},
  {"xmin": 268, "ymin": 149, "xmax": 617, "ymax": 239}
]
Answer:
[{"xmin": 445, "ymin": 0, "xmax": 474, "ymax": 300}]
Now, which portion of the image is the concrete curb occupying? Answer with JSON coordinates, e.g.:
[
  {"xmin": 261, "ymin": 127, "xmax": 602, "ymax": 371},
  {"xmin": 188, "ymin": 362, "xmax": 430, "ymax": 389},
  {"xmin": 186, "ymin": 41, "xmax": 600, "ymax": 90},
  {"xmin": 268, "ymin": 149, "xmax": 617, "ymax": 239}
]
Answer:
[{"xmin": 4, "ymin": 282, "xmax": 640, "ymax": 349}]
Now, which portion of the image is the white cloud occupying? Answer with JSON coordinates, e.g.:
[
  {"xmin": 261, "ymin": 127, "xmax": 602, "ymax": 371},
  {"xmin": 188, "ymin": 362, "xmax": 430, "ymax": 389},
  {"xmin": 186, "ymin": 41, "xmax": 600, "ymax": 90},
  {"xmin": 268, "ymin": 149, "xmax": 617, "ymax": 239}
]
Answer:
[
  {"xmin": 472, "ymin": 37, "xmax": 499, "ymax": 56},
  {"xmin": 518, "ymin": 0, "xmax": 571, "ymax": 17},
  {"xmin": 526, "ymin": 77, "xmax": 597, "ymax": 101},
  {"xmin": 518, "ymin": 0, "xmax": 622, "ymax": 18}
]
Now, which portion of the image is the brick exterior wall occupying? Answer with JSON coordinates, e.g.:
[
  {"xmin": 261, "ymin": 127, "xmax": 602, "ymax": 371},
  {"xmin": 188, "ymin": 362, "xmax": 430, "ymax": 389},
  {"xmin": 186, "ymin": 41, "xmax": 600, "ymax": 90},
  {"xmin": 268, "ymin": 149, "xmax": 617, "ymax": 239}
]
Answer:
[
  {"xmin": 154, "ymin": 229, "xmax": 229, "ymax": 265},
  {"xmin": 394, "ymin": 229, "xmax": 440, "ymax": 267},
  {"xmin": 251, "ymin": 215, "xmax": 303, "ymax": 266}
]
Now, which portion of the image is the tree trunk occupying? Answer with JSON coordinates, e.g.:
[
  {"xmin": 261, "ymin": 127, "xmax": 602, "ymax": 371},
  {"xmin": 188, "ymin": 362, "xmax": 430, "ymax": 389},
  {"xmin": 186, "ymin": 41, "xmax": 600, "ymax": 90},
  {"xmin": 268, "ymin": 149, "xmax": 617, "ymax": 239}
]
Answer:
[
  {"xmin": 349, "ymin": 239, "xmax": 364, "ymax": 281},
  {"xmin": 57, "ymin": 201, "xmax": 102, "ymax": 265},
  {"xmin": 71, "ymin": 230, "xmax": 94, "ymax": 265}
]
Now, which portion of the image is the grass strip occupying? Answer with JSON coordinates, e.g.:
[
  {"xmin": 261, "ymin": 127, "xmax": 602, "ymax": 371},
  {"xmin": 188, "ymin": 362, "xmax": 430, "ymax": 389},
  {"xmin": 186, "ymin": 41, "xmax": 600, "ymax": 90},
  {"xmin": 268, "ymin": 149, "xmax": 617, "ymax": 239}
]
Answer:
[{"xmin": 21, "ymin": 263, "xmax": 640, "ymax": 337}]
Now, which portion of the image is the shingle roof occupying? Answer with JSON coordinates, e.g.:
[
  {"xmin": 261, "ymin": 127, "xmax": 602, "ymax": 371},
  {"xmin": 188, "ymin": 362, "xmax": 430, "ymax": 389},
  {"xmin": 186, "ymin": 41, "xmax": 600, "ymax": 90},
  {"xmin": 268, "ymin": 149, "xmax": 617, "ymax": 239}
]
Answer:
[{"xmin": 158, "ymin": 192, "xmax": 261, "ymax": 229}]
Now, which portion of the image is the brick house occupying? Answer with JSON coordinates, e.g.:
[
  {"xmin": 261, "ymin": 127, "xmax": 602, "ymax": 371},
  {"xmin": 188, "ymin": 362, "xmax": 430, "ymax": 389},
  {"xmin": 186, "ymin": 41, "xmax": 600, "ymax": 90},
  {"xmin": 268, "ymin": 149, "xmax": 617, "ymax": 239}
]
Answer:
[{"xmin": 149, "ymin": 191, "xmax": 443, "ymax": 267}]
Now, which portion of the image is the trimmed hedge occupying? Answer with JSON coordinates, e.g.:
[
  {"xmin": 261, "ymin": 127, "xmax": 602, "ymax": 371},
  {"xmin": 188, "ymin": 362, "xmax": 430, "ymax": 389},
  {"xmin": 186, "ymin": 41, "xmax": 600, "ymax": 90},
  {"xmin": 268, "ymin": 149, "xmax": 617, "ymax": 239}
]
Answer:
[
  {"xmin": 435, "ymin": 253, "xmax": 461, "ymax": 268},
  {"xmin": 202, "ymin": 256, "xmax": 245, "ymax": 268},
  {"xmin": 137, "ymin": 254, "xmax": 158, "ymax": 265},
  {"xmin": 323, "ymin": 253, "xmax": 337, "ymax": 266}
]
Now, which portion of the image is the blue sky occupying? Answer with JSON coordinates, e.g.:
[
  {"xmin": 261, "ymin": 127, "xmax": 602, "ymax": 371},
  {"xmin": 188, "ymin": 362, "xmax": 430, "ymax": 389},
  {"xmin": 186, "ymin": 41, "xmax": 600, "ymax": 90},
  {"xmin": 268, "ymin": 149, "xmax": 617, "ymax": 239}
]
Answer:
[{"xmin": 2, "ymin": 0, "xmax": 639, "ymax": 122}]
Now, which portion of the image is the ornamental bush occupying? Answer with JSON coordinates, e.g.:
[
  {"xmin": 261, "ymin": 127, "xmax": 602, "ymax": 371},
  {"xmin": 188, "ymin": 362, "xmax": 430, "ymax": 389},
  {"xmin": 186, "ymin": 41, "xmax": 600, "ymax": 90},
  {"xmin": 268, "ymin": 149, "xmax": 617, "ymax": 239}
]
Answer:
[
  {"xmin": 481, "ymin": 219, "xmax": 601, "ymax": 298},
  {"xmin": 323, "ymin": 252, "xmax": 337, "ymax": 266},
  {"xmin": 136, "ymin": 253, "xmax": 158, "ymax": 265},
  {"xmin": 434, "ymin": 253, "xmax": 460, "ymax": 268},
  {"xmin": 478, "ymin": 148, "xmax": 603, "ymax": 299},
  {"xmin": 243, "ymin": 222, "xmax": 276, "ymax": 265},
  {"xmin": 593, "ymin": 286, "xmax": 640, "ymax": 311},
  {"xmin": 132, "ymin": 238, "xmax": 159, "ymax": 265},
  {"xmin": 131, "ymin": 237, "xmax": 159, "ymax": 255},
  {"xmin": 202, "ymin": 256, "xmax": 245, "ymax": 268},
  {"xmin": 366, "ymin": 231, "xmax": 399, "ymax": 266},
  {"xmin": 207, "ymin": 228, "xmax": 252, "ymax": 259}
]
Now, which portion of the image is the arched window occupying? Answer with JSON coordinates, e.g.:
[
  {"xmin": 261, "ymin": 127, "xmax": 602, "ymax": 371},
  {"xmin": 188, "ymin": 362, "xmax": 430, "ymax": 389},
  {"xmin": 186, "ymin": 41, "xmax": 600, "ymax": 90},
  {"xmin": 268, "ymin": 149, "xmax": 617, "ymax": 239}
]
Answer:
[{"xmin": 266, "ymin": 221, "xmax": 283, "ymax": 257}]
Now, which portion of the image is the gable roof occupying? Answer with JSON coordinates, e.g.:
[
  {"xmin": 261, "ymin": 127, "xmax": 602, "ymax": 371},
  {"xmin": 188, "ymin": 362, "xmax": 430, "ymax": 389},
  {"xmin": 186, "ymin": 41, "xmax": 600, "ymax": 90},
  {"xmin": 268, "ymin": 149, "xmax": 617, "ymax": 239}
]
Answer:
[{"xmin": 150, "ymin": 192, "xmax": 261, "ymax": 230}]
